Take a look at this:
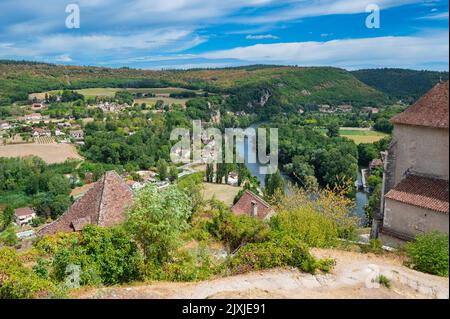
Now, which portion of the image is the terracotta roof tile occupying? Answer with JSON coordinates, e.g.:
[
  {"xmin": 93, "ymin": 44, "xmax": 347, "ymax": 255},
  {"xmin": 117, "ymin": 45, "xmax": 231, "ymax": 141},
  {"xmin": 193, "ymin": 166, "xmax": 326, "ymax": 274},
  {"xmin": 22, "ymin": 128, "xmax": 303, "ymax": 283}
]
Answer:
[
  {"xmin": 385, "ymin": 174, "xmax": 449, "ymax": 213},
  {"xmin": 231, "ymin": 190, "xmax": 275, "ymax": 220},
  {"xmin": 14, "ymin": 207, "xmax": 34, "ymax": 217},
  {"xmin": 391, "ymin": 81, "xmax": 449, "ymax": 129},
  {"xmin": 38, "ymin": 171, "xmax": 134, "ymax": 235}
]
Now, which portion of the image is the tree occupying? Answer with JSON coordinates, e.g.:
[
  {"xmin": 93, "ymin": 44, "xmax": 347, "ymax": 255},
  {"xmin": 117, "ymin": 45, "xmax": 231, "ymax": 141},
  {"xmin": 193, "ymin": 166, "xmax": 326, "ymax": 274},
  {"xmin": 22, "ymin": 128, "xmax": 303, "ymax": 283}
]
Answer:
[
  {"xmin": 1, "ymin": 206, "xmax": 15, "ymax": 231},
  {"xmin": 358, "ymin": 143, "xmax": 379, "ymax": 166},
  {"xmin": 126, "ymin": 185, "xmax": 192, "ymax": 264},
  {"xmin": 326, "ymin": 122, "xmax": 340, "ymax": 138},
  {"xmin": 374, "ymin": 118, "xmax": 393, "ymax": 133},
  {"xmin": 157, "ymin": 159, "xmax": 168, "ymax": 181},
  {"xmin": 264, "ymin": 170, "xmax": 285, "ymax": 199}
]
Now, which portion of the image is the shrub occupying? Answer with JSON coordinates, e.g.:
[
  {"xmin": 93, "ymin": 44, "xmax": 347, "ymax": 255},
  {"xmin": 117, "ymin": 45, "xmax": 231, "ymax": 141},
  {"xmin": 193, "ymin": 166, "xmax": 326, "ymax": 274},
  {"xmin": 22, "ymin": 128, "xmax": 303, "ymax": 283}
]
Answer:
[
  {"xmin": 277, "ymin": 186, "xmax": 360, "ymax": 241},
  {"xmin": 206, "ymin": 208, "xmax": 270, "ymax": 251},
  {"xmin": 152, "ymin": 248, "xmax": 216, "ymax": 282},
  {"xmin": 270, "ymin": 208, "xmax": 339, "ymax": 248},
  {"xmin": 0, "ymin": 247, "xmax": 58, "ymax": 299},
  {"xmin": 126, "ymin": 185, "xmax": 192, "ymax": 264},
  {"xmin": 227, "ymin": 235, "xmax": 334, "ymax": 275},
  {"xmin": 361, "ymin": 239, "xmax": 383, "ymax": 254},
  {"xmin": 47, "ymin": 225, "xmax": 143, "ymax": 286},
  {"xmin": 376, "ymin": 274, "xmax": 391, "ymax": 288},
  {"xmin": 0, "ymin": 226, "xmax": 18, "ymax": 247},
  {"xmin": 406, "ymin": 232, "xmax": 449, "ymax": 277}
]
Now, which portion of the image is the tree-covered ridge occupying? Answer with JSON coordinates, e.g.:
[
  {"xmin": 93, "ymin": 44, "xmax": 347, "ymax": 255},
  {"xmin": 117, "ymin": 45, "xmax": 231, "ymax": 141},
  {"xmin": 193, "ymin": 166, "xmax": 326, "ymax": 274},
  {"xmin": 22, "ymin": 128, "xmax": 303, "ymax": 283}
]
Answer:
[
  {"xmin": 352, "ymin": 68, "xmax": 449, "ymax": 103},
  {"xmin": 0, "ymin": 61, "xmax": 389, "ymax": 109}
]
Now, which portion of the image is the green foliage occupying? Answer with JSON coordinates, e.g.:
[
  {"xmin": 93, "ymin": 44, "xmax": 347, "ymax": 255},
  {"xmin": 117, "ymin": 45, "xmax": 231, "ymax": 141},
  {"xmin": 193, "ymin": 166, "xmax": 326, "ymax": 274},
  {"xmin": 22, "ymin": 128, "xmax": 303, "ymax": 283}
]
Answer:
[
  {"xmin": 0, "ymin": 247, "xmax": 58, "ymax": 299},
  {"xmin": 1, "ymin": 206, "xmax": 15, "ymax": 231},
  {"xmin": 177, "ymin": 172, "xmax": 205, "ymax": 212},
  {"xmin": 376, "ymin": 275, "xmax": 391, "ymax": 288},
  {"xmin": 326, "ymin": 122, "xmax": 340, "ymax": 138},
  {"xmin": 361, "ymin": 239, "xmax": 383, "ymax": 254},
  {"xmin": 357, "ymin": 143, "xmax": 379, "ymax": 166},
  {"xmin": 0, "ymin": 225, "xmax": 18, "ymax": 247},
  {"xmin": 146, "ymin": 247, "xmax": 216, "ymax": 282},
  {"xmin": 44, "ymin": 225, "xmax": 143, "ymax": 286},
  {"xmin": 227, "ymin": 235, "xmax": 334, "ymax": 275},
  {"xmin": 272, "ymin": 117, "xmax": 358, "ymax": 187},
  {"xmin": 352, "ymin": 68, "xmax": 448, "ymax": 103},
  {"xmin": 270, "ymin": 208, "xmax": 339, "ymax": 248},
  {"xmin": 114, "ymin": 90, "xmax": 134, "ymax": 105},
  {"xmin": 264, "ymin": 170, "xmax": 285, "ymax": 199},
  {"xmin": 60, "ymin": 90, "xmax": 85, "ymax": 103},
  {"xmin": 406, "ymin": 232, "xmax": 449, "ymax": 277},
  {"xmin": 157, "ymin": 159, "xmax": 168, "ymax": 181},
  {"xmin": 0, "ymin": 157, "xmax": 72, "ymax": 216},
  {"xmin": 206, "ymin": 206, "xmax": 270, "ymax": 251},
  {"xmin": 126, "ymin": 185, "xmax": 192, "ymax": 264},
  {"xmin": 373, "ymin": 118, "xmax": 393, "ymax": 134}
]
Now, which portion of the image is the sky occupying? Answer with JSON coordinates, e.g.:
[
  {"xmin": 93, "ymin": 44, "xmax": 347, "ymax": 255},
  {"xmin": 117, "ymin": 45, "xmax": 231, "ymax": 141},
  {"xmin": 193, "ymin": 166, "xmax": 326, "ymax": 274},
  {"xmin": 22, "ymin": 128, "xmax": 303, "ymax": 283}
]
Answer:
[{"xmin": 0, "ymin": 0, "xmax": 448, "ymax": 70}]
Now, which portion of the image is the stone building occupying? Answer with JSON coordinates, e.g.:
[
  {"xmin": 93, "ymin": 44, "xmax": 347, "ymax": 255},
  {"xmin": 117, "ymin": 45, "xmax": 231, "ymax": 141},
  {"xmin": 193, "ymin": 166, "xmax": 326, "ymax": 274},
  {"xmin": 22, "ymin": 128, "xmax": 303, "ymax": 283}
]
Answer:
[
  {"xmin": 371, "ymin": 81, "xmax": 449, "ymax": 245},
  {"xmin": 231, "ymin": 190, "xmax": 275, "ymax": 220},
  {"xmin": 38, "ymin": 171, "xmax": 134, "ymax": 236}
]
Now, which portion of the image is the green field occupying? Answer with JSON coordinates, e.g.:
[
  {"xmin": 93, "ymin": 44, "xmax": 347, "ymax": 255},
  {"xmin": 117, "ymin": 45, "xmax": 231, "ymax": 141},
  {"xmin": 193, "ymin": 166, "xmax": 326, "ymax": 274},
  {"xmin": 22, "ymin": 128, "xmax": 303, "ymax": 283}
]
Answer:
[
  {"xmin": 30, "ymin": 87, "xmax": 202, "ymax": 100},
  {"xmin": 318, "ymin": 127, "xmax": 388, "ymax": 144},
  {"xmin": 340, "ymin": 129, "xmax": 388, "ymax": 144}
]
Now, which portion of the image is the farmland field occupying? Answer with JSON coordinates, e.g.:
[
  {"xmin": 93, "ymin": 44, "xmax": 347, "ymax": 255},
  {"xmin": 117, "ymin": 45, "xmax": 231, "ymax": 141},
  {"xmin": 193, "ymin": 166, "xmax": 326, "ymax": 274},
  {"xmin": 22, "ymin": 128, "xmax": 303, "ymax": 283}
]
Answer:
[
  {"xmin": 317, "ymin": 127, "xmax": 388, "ymax": 144},
  {"xmin": 201, "ymin": 182, "xmax": 242, "ymax": 207},
  {"xmin": 339, "ymin": 128, "xmax": 388, "ymax": 144},
  {"xmin": 134, "ymin": 97, "xmax": 189, "ymax": 106},
  {"xmin": 30, "ymin": 87, "xmax": 202, "ymax": 100},
  {"xmin": 0, "ymin": 143, "xmax": 83, "ymax": 163}
]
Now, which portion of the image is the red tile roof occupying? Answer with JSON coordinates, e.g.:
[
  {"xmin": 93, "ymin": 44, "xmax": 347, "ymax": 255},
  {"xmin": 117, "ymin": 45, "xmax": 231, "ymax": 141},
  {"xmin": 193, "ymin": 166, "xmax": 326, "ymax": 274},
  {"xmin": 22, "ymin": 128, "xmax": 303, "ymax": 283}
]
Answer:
[
  {"xmin": 38, "ymin": 171, "xmax": 134, "ymax": 235},
  {"xmin": 391, "ymin": 81, "xmax": 449, "ymax": 129},
  {"xmin": 385, "ymin": 174, "xmax": 449, "ymax": 214},
  {"xmin": 231, "ymin": 190, "xmax": 275, "ymax": 220},
  {"xmin": 14, "ymin": 207, "xmax": 34, "ymax": 217}
]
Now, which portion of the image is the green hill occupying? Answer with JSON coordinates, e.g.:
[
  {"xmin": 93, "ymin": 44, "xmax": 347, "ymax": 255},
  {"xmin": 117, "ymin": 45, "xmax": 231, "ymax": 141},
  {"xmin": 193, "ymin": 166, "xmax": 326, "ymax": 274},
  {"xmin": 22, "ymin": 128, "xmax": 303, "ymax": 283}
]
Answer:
[
  {"xmin": 352, "ymin": 68, "xmax": 449, "ymax": 103},
  {"xmin": 0, "ymin": 61, "xmax": 389, "ymax": 114}
]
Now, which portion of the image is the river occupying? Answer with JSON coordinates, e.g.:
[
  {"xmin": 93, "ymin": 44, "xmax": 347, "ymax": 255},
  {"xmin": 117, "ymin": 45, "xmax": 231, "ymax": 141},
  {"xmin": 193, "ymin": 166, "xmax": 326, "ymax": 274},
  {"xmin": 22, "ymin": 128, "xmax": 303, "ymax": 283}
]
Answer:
[{"xmin": 236, "ymin": 123, "xmax": 369, "ymax": 223}]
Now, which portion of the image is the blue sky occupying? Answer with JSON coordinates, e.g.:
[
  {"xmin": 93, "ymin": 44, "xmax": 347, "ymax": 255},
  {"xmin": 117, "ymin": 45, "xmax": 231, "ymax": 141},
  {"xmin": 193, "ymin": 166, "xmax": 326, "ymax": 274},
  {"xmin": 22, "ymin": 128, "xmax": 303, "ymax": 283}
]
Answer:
[{"xmin": 0, "ymin": 0, "xmax": 448, "ymax": 70}]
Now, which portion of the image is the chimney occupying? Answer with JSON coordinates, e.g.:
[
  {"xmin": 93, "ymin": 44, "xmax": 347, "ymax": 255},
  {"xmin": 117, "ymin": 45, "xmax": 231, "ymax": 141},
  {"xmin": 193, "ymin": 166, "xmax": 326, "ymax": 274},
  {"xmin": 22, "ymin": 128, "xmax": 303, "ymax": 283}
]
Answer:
[{"xmin": 251, "ymin": 200, "xmax": 258, "ymax": 217}]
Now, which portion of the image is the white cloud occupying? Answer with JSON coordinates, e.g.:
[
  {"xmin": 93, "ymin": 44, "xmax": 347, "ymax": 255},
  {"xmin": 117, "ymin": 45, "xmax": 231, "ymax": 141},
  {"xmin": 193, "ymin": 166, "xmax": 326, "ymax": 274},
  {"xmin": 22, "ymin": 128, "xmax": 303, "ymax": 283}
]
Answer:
[
  {"xmin": 418, "ymin": 11, "xmax": 449, "ymax": 20},
  {"xmin": 202, "ymin": 32, "xmax": 449, "ymax": 70},
  {"xmin": 238, "ymin": 0, "xmax": 425, "ymax": 24},
  {"xmin": 0, "ymin": 29, "xmax": 204, "ymax": 60},
  {"xmin": 56, "ymin": 54, "xmax": 73, "ymax": 62},
  {"xmin": 246, "ymin": 34, "xmax": 279, "ymax": 40}
]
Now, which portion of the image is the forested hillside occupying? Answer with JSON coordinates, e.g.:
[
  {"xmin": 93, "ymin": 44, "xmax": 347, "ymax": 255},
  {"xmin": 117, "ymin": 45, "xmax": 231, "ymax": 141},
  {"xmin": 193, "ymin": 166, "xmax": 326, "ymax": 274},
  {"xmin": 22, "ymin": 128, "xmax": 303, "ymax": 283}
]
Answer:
[
  {"xmin": 0, "ymin": 61, "xmax": 389, "ymax": 115},
  {"xmin": 352, "ymin": 68, "xmax": 449, "ymax": 103}
]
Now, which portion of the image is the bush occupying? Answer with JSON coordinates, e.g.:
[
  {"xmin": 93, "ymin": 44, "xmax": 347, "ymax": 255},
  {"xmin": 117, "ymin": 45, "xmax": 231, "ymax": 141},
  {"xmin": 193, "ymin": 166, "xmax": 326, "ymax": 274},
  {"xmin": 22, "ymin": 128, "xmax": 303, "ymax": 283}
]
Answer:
[
  {"xmin": 406, "ymin": 232, "xmax": 449, "ymax": 277},
  {"xmin": 227, "ymin": 235, "xmax": 334, "ymax": 275},
  {"xmin": 270, "ymin": 208, "xmax": 339, "ymax": 248},
  {"xmin": 126, "ymin": 185, "xmax": 192, "ymax": 264},
  {"xmin": 0, "ymin": 247, "xmax": 58, "ymax": 299},
  {"xmin": 41, "ymin": 225, "xmax": 143, "ymax": 286},
  {"xmin": 361, "ymin": 239, "xmax": 383, "ymax": 254},
  {"xmin": 206, "ymin": 208, "xmax": 270, "ymax": 251},
  {"xmin": 376, "ymin": 274, "xmax": 391, "ymax": 288},
  {"xmin": 147, "ymin": 247, "xmax": 216, "ymax": 282}
]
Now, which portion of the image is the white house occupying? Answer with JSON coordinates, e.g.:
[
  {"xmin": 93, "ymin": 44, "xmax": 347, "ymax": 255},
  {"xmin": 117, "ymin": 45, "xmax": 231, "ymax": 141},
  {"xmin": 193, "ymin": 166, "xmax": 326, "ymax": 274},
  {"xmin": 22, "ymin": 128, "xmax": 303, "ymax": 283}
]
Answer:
[{"xmin": 15, "ymin": 207, "xmax": 36, "ymax": 227}]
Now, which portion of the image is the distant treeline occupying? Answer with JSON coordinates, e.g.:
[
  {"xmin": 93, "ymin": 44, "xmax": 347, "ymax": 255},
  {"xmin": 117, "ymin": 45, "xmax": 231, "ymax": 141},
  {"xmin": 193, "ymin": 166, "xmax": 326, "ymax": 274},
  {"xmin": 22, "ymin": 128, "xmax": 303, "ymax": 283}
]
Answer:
[{"xmin": 352, "ymin": 68, "xmax": 449, "ymax": 103}]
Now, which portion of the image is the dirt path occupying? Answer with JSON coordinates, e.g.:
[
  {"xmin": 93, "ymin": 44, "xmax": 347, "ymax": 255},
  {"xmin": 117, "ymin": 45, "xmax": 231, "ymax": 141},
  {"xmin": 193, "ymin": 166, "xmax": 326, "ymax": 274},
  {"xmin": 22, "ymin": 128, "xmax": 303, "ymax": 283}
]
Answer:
[{"xmin": 74, "ymin": 249, "xmax": 449, "ymax": 299}]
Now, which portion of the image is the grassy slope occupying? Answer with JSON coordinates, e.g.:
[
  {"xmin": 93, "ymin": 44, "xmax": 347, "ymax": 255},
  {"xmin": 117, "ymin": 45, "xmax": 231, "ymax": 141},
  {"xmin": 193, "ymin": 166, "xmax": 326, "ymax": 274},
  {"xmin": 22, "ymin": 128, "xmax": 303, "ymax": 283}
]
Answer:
[{"xmin": 0, "ymin": 62, "xmax": 389, "ymax": 108}]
